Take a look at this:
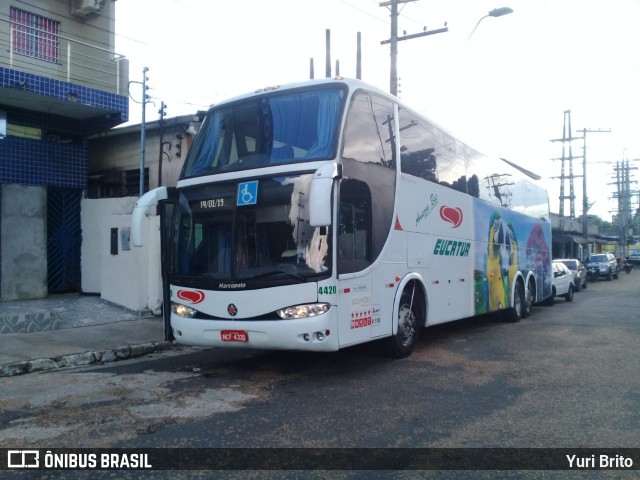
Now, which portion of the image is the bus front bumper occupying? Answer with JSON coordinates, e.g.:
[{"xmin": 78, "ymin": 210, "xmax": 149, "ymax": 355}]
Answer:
[{"xmin": 170, "ymin": 312, "xmax": 339, "ymax": 352}]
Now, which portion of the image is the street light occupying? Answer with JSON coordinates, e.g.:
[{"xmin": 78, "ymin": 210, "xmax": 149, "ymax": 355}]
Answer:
[{"xmin": 467, "ymin": 7, "xmax": 514, "ymax": 40}]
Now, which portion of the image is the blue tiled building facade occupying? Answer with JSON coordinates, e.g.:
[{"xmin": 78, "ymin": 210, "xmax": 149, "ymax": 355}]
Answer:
[
  {"xmin": 0, "ymin": 0, "xmax": 129, "ymax": 300},
  {"xmin": 0, "ymin": 68, "xmax": 128, "ymax": 188}
]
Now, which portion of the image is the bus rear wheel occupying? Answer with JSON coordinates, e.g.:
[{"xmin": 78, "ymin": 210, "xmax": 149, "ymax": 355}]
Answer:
[
  {"xmin": 523, "ymin": 279, "xmax": 535, "ymax": 318},
  {"xmin": 505, "ymin": 281, "xmax": 524, "ymax": 322},
  {"xmin": 387, "ymin": 288, "xmax": 421, "ymax": 358}
]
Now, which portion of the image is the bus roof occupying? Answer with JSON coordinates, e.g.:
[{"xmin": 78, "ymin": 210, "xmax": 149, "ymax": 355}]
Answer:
[
  {"xmin": 209, "ymin": 77, "xmax": 387, "ymax": 109},
  {"xmin": 205, "ymin": 77, "xmax": 543, "ymax": 183}
]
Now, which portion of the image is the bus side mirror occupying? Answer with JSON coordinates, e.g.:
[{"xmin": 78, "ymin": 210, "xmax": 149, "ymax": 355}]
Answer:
[{"xmin": 309, "ymin": 162, "xmax": 341, "ymax": 227}]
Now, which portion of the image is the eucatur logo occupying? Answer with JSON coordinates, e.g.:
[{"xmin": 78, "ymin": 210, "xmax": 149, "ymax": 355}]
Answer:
[
  {"xmin": 176, "ymin": 290, "xmax": 205, "ymax": 304},
  {"xmin": 440, "ymin": 206, "xmax": 463, "ymax": 228}
]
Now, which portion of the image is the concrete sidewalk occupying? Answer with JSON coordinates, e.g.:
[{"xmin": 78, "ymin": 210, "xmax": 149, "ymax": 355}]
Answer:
[{"xmin": 0, "ymin": 294, "xmax": 174, "ymax": 377}]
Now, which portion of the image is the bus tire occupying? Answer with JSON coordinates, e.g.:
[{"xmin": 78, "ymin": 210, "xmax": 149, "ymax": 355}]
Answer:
[
  {"xmin": 523, "ymin": 278, "xmax": 535, "ymax": 318},
  {"xmin": 387, "ymin": 287, "xmax": 422, "ymax": 358},
  {"xmin": 505, "ymin": 280, "xmax": 524, "ymax": 322}
]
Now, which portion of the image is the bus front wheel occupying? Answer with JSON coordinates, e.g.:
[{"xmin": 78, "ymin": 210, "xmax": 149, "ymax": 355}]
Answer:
[{"xmin": 387, "ymin": 287, "xmax": 422, "ymax": 358}]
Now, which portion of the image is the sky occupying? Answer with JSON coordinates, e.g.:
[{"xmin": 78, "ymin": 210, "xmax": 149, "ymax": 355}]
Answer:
[{"xmin": 114, "ymin": 0, "xmax": 640, "ymax": 222}]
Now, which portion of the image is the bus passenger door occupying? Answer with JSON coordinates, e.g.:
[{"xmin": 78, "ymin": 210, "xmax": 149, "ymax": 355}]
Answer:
[
  {"xmin": 336, "ymin": 189, "xmax": 373, "ymax": 347},
  {"xmin": 159, "ymin": 196, "xmax": 177, "ymax": 342}
]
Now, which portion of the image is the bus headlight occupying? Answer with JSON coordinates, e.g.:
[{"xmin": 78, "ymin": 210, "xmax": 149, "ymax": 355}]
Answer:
[
  {"xmin": 171, "ymin": 302, "xmax": 197, "ymax": 318},
  {"xmin": 277, "ymin": 303, "xmax": 330, "ymax": 319}
]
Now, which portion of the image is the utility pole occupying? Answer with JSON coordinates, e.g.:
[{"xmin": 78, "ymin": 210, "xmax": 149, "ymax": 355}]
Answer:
[
  {"xmin": 157, "ymin": 101, "xmax": 167, "ymax": 187},
  {"xmin": 139, "ymin": 67, "xmax": 150, "ymax": 197},
  {"xmin": 356, "ymin": 32, "xmax": 362, "ymax": 80},
  {"xmin": 325, "ymin": 29, "xmax": 331, "ymax": 78},
  {"xmin": 128, "ymin": 67, "xmax": 154, "ymax": 196},
  {"xmin": 380, "ymin": 0, "xmax": 448, "ymax": 96},
  {"xmin": 610, "ymin": 158, "xmax": 638, "ymax": 257},
  {"xmin": 576, "ymin": 127, "xmax": 610, "ymax": 236},
  {"xmin": 551, "ymin": 110, "xmax": 583, "ymax": 218},
  {"xmin": 578, "ymin": 128, "xmax": 611, "ymax": 216}
]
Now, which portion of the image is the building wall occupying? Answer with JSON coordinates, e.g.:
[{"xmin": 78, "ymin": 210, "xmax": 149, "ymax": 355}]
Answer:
[
  {"xmin": 81, "ymin": 196, "xmax": 138, "ymax": 293},
  {"xmin": 81, "ymin": 196, "xmax": 162, "ymax": 313},
  {"xmin": 1, "ymin": 0, "xmax": 126, "ymax": 95},
  {"xmin": 0, "ymin": 184, "xmax": 47, "ymax": 300},
  {"xmin": 100, "ymin": 213, "xmax": 162, "ymax": 313},
  {"xmin": 0, "ymin": 109, "xmax": 90, "ymax": 300},
  {"xmin": 88, "ymin": 116, "xmax": 200, "ymax": 197},
  {"xmin": 0, "ymin": 124, "xmax": 87, "ymax": 188},
  {"xmin": 89, "ymin": 130, "xmax": 173, "ymax": 195},
  {"xmin": 0, "ymin": 0, "xmax": 129, "ymax": 301}
]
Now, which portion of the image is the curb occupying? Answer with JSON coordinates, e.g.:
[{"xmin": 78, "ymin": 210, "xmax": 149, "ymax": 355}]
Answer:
[{"xmin": 0, "ymin": 341, "xmax": 176, "ymax": 378}]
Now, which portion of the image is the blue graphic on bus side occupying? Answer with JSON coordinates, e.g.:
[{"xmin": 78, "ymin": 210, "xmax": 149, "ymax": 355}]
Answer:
[{"xmin": 237, "ymin": 181, "xmax": 258, "ymax": 206}]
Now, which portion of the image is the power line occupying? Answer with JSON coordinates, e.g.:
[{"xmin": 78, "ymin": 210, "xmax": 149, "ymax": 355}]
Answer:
[
  {"xmin": 342, "ymin": 0, "xmax": 390, "ymax": 25},
  {"xmin": 380, "ymin": 0, "xmax": 448, "ymax": 96}
]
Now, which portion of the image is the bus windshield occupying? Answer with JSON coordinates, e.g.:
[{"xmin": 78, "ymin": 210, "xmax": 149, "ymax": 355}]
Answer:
[
  {"xmin": 172, "ymin": 173, "xmax": 331, "ymax": 289},
  {"xmin": 181, "ymin": 86, "xmax": 346, "ymax": 178}
]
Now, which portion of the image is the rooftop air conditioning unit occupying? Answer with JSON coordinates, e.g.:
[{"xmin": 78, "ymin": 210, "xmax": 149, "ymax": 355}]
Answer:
[{"xmin": 71, "ymin": 0, "xmax": 104, "ymax": 17}]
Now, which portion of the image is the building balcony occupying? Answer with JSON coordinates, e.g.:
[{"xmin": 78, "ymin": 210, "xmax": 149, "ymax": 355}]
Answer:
[{"xmin": 0, "ymin": 14, "xmax": 128, "ymax": 128}]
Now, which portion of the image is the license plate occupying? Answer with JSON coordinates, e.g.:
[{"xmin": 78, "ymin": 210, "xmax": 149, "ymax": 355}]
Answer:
[{"xmin": 221, "ymin": 330, "xmax": 248, "ymax": 342}]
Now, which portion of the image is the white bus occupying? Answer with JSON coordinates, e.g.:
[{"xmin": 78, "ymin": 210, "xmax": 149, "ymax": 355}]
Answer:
[{"xmin": 132, "ymin": 78, "xmax": 552, "ymax": 358}]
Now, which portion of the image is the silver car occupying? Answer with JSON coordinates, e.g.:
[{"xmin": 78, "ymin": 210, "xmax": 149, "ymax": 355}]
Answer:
[{"xmin": 557, "ymin": 258, "xmax": 587, "ymax": 290}]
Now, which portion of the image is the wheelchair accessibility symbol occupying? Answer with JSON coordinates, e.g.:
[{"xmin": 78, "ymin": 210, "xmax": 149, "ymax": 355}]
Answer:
[{"xmin": 237, "ymin": 181, "xmax": 258, "ymax": 206}]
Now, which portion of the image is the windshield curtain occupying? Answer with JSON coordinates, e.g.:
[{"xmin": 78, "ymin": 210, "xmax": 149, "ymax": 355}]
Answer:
[
  {"xmin": 172, "ymin": 174, "xmax": 331, "ymax": 288},
  {"xmin": 183, "ymin": 86, "xmax": 345, "ymax": 178}
]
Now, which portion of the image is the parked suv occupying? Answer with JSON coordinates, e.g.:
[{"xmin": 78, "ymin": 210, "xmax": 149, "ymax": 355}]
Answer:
[{"xmin": 585, "ymin": 253, "xmax": 619, "ymax": 281}]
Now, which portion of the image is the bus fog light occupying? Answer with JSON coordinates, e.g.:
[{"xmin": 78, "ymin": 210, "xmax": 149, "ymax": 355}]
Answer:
[
  {"xmin": 316, "ymin": 331, "xmax": 325, "ymax": 341},
  {"xmin": 171, "ymin": 302, "xmax": 197, "ymax": 318},
  {"xmin": 277, "ymin": 303, "xmax": 330, "ymax": 319},
  {"xmin": 303, "ymin": 333, "xmax": 310, "ymax": 342}
]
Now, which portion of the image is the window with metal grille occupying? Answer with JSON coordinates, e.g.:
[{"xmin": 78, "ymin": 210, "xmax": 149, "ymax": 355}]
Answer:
[{"xmin": 10, "ymin": 7, "xmax": 60, "ymax": 63}]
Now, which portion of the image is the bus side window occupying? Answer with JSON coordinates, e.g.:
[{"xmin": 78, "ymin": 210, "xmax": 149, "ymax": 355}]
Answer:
[
  {"xmin": 338, "ymin": 179, "xmax": 372, "ymax": 274},
  {"xmin": 398, "ymin": 109, "xmax": 438, "ymax": 183}
]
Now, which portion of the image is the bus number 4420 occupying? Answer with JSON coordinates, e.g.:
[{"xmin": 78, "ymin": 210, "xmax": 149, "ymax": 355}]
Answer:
[{"xmin": 319, "ymin": 286, "xmax": 337, "ymax": 295}]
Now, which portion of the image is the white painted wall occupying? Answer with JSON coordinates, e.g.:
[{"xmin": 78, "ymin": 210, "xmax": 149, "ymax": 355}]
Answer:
[
  {"xmin": 81, "ymin": 197, "xmax": 162, "ymax": 313},
  {"xmin": 81, "ymin": 197, "xmax": 137, "ymax": 293}
]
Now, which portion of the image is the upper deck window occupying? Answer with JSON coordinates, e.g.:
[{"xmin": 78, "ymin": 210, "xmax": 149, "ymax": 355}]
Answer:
[
  {"xmin": 11, "ymin": 8, "xmax": 60, "ymax": 63},
  {"xmin": 182, "ymin": 86, "xmax": 345, "ymax": 179}
]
